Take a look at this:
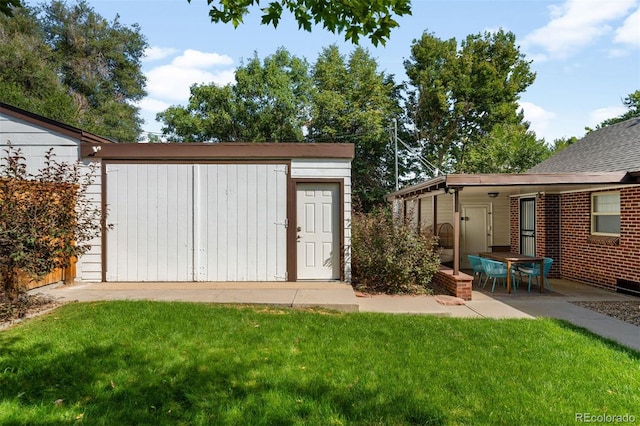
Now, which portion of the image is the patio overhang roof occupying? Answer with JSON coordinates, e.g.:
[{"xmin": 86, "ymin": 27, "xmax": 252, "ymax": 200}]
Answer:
[{"xmin": 386, "ymin": 172, "xmax": 637, "ymax": 200}]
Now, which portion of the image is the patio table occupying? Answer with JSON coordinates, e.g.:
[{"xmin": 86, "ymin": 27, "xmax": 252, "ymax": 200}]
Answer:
[{"xmin": 479, "ymin": 252, "xmax": 545, "ymax": 294}]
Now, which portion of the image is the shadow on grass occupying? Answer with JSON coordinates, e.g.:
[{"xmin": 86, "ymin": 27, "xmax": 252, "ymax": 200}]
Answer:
[
  {"xmin": 551, "ymin": 318, "xmax": 640, "ymax": 359},
  {"xmin": 0, "ymin": 333, "xmax": 446, "ymax": 425}
]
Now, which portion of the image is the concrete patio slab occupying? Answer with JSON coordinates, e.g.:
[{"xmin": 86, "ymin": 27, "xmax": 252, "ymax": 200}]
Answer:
[{"xmin": 357, "ymin": 294, "xmax": 451, "ymax": 315}]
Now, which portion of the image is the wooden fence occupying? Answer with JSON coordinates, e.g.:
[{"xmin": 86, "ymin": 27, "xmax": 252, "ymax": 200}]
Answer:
[{"xmin": 16, "ymin": 258, "xmax": 76, "ymax": 290}]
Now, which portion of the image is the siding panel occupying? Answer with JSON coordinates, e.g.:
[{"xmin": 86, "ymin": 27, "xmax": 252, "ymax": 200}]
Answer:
[
  {"xmin": 197, "ymin": 164, "xmax": 286, "ymax": 281},
  {"xmin": 106, "ymin": 164, "xmax": 194, "ymax": 281}
]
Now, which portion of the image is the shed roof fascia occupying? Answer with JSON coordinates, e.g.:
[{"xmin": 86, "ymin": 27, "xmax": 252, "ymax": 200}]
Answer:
[
  {"xmin": 387, "ymin": 172, "xmax": 633, "ymax": 200},
  {"xmin": 81, "ymin": 142, "xmax": 355, "ymax": 160},
  {"xmin": 1, "ymin": 102, "xmax": 113, "ymax": 145}
]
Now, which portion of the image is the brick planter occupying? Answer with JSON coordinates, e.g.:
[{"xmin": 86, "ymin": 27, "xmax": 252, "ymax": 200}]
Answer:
[{"xmin": 431, "ymin": 266, "xmax": 473, "ymax": 300}]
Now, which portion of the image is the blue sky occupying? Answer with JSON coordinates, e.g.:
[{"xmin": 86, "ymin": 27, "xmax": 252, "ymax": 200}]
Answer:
[{"xmin": 78, "ymin": 0, "xmax": 639, "ymax": 142}]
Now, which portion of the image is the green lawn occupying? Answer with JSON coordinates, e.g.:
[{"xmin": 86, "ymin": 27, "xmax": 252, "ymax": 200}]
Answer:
[{"xmin": 0, "ymin": 302, "xmax": 638, "ymax": 425}]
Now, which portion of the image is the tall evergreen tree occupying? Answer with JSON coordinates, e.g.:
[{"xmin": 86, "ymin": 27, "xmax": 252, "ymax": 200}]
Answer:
[
  {"xmin": 0, "ymin": 6, "xmax": 78, "ymax": 123},
  {"xmin": 39, "ymin": 0, "xmax": 147, "ymax": 141},
  {"xmin": 308, "ymin": 45, "xmax": 401, "ymax": 211}
]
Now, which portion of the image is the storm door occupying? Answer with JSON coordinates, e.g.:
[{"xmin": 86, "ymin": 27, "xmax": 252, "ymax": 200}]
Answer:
[{"xmin": 520, "ymin": 198, "xmax": 536, "ymax": 256}]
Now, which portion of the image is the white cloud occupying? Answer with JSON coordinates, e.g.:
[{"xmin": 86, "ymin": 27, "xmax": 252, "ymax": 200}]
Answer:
[
  {"xmin": 614, "ymin": 7, "xmax": 640, "ymax": 47},
  {"xmin": 172, "ymin": 49, "xmax": 234, "ymax": 68},
  {"xmin": 522, "ymin": 0, "xmax": 637, "ymax": 60},
  {"xmin": 138, "ymin": 49, "xmax": 237, "ymax": 133},
  {"xmin": 589, "ymin": 106, "xmax": 628, "ymax": 126},
  {"xmin": 143, "ymin": 46, "xmax": 178, "ymax": 62},
  {"xmin": 146, "ymin": 66, "xmax": 225, "ymax": 101},
  {"xmin": 519, "ymin": 101, "xmax": 557, "ymax": 140},
  {"xmin": 143, "ymin": 49, "xmax": 236, "ymax": 102},
  {"xmin": 137, "ymin": 98, "xmax": 170, "ymax": 113}
]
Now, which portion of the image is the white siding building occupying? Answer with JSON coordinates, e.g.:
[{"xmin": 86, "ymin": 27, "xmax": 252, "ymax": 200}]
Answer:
[{"xmin": 1, "ymin": 102, "xmax": 354, "ymax": 285}]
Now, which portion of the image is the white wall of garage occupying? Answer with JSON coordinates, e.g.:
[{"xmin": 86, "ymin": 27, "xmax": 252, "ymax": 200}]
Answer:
[
  {"xmin": 105, "ymin": 163, "xmax": 288, "ymax": 282},
  {"xmin": 0, "ymin": 110, "xmax": 103, "ymax": 282},
  {"xmin": 2, "ymin": 104, "xmax": 354, "ymax": 285}
]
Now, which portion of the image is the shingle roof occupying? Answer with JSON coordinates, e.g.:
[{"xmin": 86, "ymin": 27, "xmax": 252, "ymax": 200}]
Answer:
[{"xmin": 528, "ymin": 117, "xmax": 640, "ymax": 174}]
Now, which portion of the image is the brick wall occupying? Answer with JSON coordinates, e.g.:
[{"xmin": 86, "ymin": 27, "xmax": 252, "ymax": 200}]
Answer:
[
  {"xmin": 509, "ymin": 194, "xmax": 562, "ymax": 278},
  {"xmin": 536, "ymin": 193, "xmax": 561, "ymax": 278},
  {"xmin": 510, "ymin": 197, "xmax": 519, "ymax": 252},
  {"xmin": 560, "ymin": 187, "xmax": 640, "ymax": 290},
  {"xmin": 432, "ymin": 266, "xmax": 473, "ymax": 300}
]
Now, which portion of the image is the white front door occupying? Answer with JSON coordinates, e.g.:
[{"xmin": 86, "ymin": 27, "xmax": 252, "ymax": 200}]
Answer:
[
  {"xmin": 297, "ymin": 183, "xmax": 340, "ymax": 280},
  {"xmin": 461, "ymin": 204, "xmax": 490, "ymax": 268}
]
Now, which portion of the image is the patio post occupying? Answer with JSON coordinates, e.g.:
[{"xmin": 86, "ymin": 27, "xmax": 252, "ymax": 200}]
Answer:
[{"xmin": 453, "ymin": 189, "xmax": 460, "ymax": 275}]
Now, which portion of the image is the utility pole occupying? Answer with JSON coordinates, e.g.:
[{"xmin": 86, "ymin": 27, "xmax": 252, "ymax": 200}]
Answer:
[{"xmin": 393, "ymin": 118, "xmax": 398, "ymax": 191}]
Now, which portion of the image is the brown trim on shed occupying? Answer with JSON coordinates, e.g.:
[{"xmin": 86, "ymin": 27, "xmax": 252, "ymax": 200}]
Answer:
[
  {"xmin": 81, "ymin": 142, "xmax": 355, "ymax": 161},
  {"xmin": 101, "ymin": 162, "xmax": 108, "ymax": 282}
]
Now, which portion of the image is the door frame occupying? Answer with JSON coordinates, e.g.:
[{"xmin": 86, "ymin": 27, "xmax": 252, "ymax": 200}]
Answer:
[
  {"xmin": 519, "ymin": 197, "xmax": 536, "ymax": 256},
  {"xmin": 288, "ymin": 178, "xmax": 345, "ymax": 281}
]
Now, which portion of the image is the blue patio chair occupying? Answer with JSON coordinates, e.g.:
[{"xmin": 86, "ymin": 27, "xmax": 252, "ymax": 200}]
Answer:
[
  {"xmin": 479, "ymin": 257, "xmax": 517, "ymax": 292},
  {"xmin": 517, "ymin": 258, "xmax": 554, "ymax": 292},
  {"xmin": 467, "ymin": 255, "xmax": 485, "ymax": 287}
]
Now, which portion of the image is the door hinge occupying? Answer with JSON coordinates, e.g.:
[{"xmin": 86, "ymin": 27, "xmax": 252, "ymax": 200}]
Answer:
[
  {"xmin": 274, "ymin": 218, "xmax": 289, "ymax": 228},
  {"xmin": 275, "ymin": 271, "xmax": 288, "ymax": 281},
  {"xmin": 274, "ymin": 165, "xmax": 288, "ymax": 174}
]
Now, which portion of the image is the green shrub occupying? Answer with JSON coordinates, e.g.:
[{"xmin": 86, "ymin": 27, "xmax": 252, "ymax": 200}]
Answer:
[
  {"xmin": 351, "ymin": 206, "xmax": 441, "ymax": 294},
  {"xmin": 0, "ymin": 146, "xmax": 101, "ymax": 299}
]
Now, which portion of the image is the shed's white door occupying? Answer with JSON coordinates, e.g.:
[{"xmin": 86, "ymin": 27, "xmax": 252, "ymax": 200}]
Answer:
[
  {"xmin": 196, "ymin": 164, "xmax": 287, "ymax": 281},
  {"xmin": 106, "ymin": 164, "xmax": 194, "ymax": 281},
  {"xmin": 106, "ymin": 163, "xmax": 287, "ymax": 282},
  {"xmin": 296, "ymin": 183, "xmax": 340, "ymax": 280}
]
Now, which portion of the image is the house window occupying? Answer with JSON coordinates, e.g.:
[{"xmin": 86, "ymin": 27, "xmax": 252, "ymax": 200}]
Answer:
[{"xmin": 591, "ymin": 192, "xmax": 620, "ymax": 236}]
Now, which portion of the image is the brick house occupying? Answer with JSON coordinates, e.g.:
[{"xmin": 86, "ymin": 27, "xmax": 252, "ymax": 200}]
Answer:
[{"xmin": 387, "ymin": 117, "xmax": 640, "ymax": 299}]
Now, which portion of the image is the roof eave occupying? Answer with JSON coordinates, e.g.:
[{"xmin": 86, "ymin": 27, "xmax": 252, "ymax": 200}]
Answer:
[{"xmin": 386, "ymin": 172, "xmax": 636, "ymax": 200}]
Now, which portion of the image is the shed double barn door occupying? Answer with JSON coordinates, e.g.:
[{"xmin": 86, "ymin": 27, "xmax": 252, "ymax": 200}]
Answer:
[{"xmin": 106, "ymin": 163, "xmax": 287, "ymax": 282}]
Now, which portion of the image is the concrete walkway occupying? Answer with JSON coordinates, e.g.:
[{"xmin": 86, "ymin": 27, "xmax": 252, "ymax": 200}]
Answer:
[{"xmin": 30, "ymin": 278, "xmax": 640, "ymax": 352}]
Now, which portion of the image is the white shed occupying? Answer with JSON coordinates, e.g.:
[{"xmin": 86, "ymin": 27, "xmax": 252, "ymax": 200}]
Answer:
[{"xmin": 1, "ymin": 102, "xmax": 354, "ymax": 284}]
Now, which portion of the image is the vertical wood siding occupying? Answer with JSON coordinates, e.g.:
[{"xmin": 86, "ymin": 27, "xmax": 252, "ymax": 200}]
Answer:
[
  {"xmin": 197, "ymin": 164, "xmax": 287, "ymax": 281},
  {"xmin": 106, "ymin": 163, "xmax": 287, "ymax": 282},
  {"xmin": 106, "ymin": 164, "xmax": 194, "ymax": 281}
]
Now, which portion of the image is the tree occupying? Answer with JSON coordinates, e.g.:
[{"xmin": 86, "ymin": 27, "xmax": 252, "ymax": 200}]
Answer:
[
  {"xmin": 0, "ymin": 0, "xmax": 19, "ymax": 17},
  {"xmin": 39, "ymin": 0, "xmax": 148, "ymax": 142},
  {"xmin": 307, "ymin": 45, "xmax": 401, "ymax": 211},
  {"xmin": 1, "ymin": 1, "xmax": 147, "ymax": 141},
  {"xmin": 188, "ymin": 0, "xmax": 412, "ymax": 46},
  {"xmin": 589, "ymin": 90, "xmax": 640, "ymax": 131},
  {"xmin": 0, "ymin": 6, "xmax": 78, "ymax": 123},
  {"xmin": 549, "ymin": 135, "xmax": 578, "ymax": 154},
  {"xmin": 0, "ymin": 146, "xmax": 102, "ymax": 299},
  {"xmin": 404, "ymin": 29, "xmax": 536, "ymax": 175},
  {"xmin": 157, "ymin": 48, "xmax": 312, "ymax": 142},
  {"xmin": 463, "ymin": 123, "xmax": 550, "ymax": 173}
]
